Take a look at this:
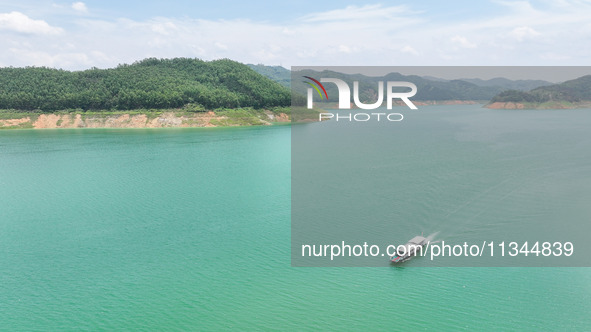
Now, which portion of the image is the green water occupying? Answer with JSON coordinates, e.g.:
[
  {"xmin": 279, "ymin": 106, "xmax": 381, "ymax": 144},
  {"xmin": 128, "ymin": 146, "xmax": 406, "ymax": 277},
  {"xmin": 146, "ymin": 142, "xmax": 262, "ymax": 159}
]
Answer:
[
  {"xmin": 1, "ymin": 108, "xmax": 590, "ymax": 330},
  {"xmin": 292, "ymin": 105, "xmax": 591, "ymax": 267}
]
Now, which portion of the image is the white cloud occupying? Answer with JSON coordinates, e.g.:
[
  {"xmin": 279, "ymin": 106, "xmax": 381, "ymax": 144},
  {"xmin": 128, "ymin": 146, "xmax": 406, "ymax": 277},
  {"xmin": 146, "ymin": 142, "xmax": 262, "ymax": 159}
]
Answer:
[
  {"xmin": 214, "ymin": 42, "xmax": 228, "ymax": 50},
  {"xmin": 8, "ymin": 47, "xmax": 91, "ymax": 67},
  {"xmin": 450, "ymin": 35, "xmax": 477, "ymax": 48},
  {"xmin": 0, "ymin": 11, "xmax": 63, "ymax": 35},
  {"xmin": 71, "ymin": 2, "xmax": 88, "ymax": 13},
  {"xmin": 510, "ymin": 26, "xmax": 541, "ymax": 41},
  {"xmin": 151, "ymin": 21, "xmax": 177, "ymax": 35},
  {"xmin": 401, "ymin": 45, "xmax": 419, "ymax": 56},
  {"xmin": 302, "ymin": 4, "xmax": 415, "ymax": 22},
  {"xmin": 539, "ymin": 52, "xmax": 571, "ymax": 60},
  {"xmin": 3, "ymin": 1, "xmax": 591, "ymax": 69},
  {"xmin": 338, "ymin": 45, "xmax": 352, "ymax": 53}
]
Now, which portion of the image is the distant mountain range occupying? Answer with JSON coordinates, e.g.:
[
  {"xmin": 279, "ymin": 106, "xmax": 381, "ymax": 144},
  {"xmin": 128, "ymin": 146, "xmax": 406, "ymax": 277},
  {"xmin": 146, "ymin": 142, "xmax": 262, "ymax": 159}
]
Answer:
[
  {"xmin": 249, "ymin": 64, "xmax": 556, "ymax": 103},
  {"xmin": 422, "ymin": 76, "xmax": 552, "ymax": 91},
  {"xmin": 487, "ymin": 75, "xmax": 591, "ymax": 108},
  {"xmin": 453, "ymin": 77, "xmax": 552, "ymax": 91},
  {"xmin": 2, "ymin": 60, "xmax": 586, "ymax": 112},
  {"xmin": 289, "ymin": 69, "xmax": 554, "ymax": 103},
  {"xmin": 247, "ymin": 64, "xmax": 291, "ymax": 88},
  {"xmin": 294, "ymin": 70, "xmax": 502, "ymax": 101}
]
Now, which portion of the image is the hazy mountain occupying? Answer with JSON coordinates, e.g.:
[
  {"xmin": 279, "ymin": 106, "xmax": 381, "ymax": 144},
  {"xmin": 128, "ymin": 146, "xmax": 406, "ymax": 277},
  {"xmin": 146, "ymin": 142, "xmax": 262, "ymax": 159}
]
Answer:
[
  {"xmin": 490, "ymin": 75, "xmax": 591, "ymax": 104},
  {"xmin": 420, "ymin": 76, "xmax": 449, "ymax": 82},
  {"xmin": 251, "ymin": 66, "xmax": 555, "ymax": 102},
  {"xmin": 247, "ymin": 64, "xmax": 291, "ymax": 87},
  {"xmin": 292, "ymin": 69, "xmax": 506, "ymax": 102},
  {"xmin": 461, "ymin": 77, "xmax": 552, "ymax": 91}
]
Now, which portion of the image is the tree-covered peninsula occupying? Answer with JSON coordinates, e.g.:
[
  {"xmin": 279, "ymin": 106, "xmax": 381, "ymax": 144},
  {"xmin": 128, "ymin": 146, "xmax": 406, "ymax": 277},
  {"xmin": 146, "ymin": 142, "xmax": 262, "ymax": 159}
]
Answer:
[{"xmin": 0, "ymin": 58, "xmax": 290, "ymax": 111}]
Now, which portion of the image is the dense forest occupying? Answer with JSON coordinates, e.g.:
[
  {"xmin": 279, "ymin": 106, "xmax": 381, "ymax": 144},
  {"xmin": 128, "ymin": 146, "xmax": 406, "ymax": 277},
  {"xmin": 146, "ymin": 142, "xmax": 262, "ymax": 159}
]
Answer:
[
  {"xmin": 490, "ymin": 75, "xmax": 591, "ymax": 103},
  {"xmin": 0, "ymin": 58, "xmax": 290, "ymax": 111}
]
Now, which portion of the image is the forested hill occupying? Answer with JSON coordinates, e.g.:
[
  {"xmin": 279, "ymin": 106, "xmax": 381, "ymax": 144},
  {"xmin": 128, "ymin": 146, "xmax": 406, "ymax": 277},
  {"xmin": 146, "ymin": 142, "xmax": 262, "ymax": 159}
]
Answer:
[
  {"xmin": 490, "ymin": 75, "xmax": 591, "ymax": 104},
  {"xmin": 0, "ymin": 58, "xmax": 291, "ymax": 111}
]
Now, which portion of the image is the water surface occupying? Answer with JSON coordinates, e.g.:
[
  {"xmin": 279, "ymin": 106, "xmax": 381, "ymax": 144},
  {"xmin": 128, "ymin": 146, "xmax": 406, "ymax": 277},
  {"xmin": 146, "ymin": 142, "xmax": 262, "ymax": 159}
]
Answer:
[{"xmin": 1, "ymin": 112, "xmax": 590, "ymax": 330}]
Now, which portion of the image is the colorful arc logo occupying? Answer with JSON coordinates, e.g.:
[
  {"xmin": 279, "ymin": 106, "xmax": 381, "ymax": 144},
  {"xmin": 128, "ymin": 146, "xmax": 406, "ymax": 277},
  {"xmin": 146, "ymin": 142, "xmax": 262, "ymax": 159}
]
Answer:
[{"xmin": 303, "ymin": 76, "xmax": 328, "ymax": 100}]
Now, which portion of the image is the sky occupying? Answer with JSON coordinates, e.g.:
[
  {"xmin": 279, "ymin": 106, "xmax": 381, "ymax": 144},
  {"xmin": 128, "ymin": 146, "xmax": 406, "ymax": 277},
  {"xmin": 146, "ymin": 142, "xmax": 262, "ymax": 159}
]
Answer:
[{"xmin": 1, "ymin": 0, "xmax": 591, "ymax": 71}]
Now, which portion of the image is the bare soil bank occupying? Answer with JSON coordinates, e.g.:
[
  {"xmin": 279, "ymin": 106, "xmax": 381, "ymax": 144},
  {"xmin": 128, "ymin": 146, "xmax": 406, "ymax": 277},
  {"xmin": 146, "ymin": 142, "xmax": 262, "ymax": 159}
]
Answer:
[{"xmin": 0, "ymin": 111, "xmax": 290, "ymax": 129}]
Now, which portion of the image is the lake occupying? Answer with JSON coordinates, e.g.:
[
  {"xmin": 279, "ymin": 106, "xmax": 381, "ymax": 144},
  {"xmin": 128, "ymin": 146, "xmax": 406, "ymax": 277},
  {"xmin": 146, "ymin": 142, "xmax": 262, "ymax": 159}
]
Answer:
[{"xmin": 1, "ymin": 106, "xmax": 590, "ymax": 330}]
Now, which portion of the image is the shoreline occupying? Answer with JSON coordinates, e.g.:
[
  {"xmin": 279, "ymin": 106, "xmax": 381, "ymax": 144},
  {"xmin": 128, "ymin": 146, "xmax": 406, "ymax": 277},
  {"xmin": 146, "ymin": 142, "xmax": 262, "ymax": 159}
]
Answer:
[
  {"xmin": 485, "ymin": 101, "xmax": 591, "ymax": 109},
  {"xmin": 0, "ymin": 108, "xmax": 291, "ymax": 130}
]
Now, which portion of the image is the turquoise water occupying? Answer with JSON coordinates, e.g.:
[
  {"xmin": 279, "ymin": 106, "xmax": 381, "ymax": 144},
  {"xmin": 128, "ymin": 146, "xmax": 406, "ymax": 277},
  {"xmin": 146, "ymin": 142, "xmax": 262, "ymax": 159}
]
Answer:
[
  {"xmin": 1, "ymin": 110, "xmax": 591, "ymax": 330},
  {"xmin": 292, "ymin": 105, "xmax": 591, "ymax": 267}
]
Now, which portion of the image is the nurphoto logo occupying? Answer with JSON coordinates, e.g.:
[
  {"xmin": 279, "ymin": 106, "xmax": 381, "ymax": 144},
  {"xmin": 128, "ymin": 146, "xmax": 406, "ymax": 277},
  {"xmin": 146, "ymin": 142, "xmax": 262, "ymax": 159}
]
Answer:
[
  {"xmin": 304, "ymin": 76, "xmax": 418, "ymax": 122},
  {"xmin": 305, "ymin": 77, "xmax": 418, "ymax": 110}
]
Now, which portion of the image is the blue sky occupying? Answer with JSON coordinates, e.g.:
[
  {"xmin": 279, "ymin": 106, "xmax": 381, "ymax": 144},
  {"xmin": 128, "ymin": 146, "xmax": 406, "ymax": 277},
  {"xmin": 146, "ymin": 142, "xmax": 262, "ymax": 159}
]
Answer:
[
  {"xmin": 0, "ymin": 0, "xmax": 503, "ymax": 23},
  {"xmin": 0, "ymin": 1, "xmax": 590, "ymax": 69}
]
